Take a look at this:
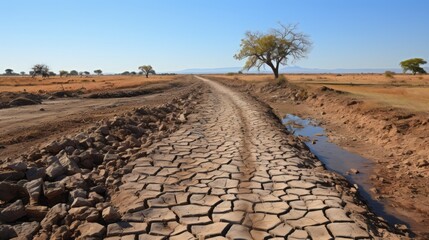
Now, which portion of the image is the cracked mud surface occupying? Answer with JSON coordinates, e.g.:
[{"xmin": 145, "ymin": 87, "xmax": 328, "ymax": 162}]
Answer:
[{"xmin": 109, "ymin": 77, "xmax": 384, "ymax": 239}]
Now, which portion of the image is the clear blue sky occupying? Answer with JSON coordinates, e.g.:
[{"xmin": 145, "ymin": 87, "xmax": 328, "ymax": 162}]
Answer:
[{"xmin": 1, "ymin": 0, "xmax": 428, "ymax": 73}]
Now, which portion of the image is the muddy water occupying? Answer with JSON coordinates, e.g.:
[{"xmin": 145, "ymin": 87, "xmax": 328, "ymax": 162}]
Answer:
[{"xmin": 282, "ymin": 114, "xmax": 412, "ymax": 231}]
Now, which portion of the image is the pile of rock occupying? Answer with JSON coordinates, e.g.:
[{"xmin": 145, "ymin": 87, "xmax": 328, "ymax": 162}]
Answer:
[{"xmin": 0, "ymin": 87, "xmax": 201, "ymax": 239}]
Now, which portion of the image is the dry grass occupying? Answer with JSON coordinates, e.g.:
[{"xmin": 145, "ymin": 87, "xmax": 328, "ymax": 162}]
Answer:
[
  {"xmin": 0, "ymin": 75, "xmax": 181, "ymax": 93},
  {"xmin": 209, "ymin": 73, "xmax": 429, "ymax": 112}
]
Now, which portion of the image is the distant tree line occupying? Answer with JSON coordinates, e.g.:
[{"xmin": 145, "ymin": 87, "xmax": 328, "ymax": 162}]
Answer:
[{"xmin": 2, "ymin": 64, "xmax": 162, "ymax": 78}]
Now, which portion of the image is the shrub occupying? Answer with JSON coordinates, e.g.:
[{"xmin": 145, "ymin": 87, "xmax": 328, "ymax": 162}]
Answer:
[
  {"xmin": 277, "ymin": 75, "xmax": 287, "ymax": 86},
  {"xmin": 384, "ymin": 71, "xmax": 395, "ymax": 78}
]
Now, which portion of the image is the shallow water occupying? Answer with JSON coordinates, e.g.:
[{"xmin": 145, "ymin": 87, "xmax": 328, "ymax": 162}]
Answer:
[{"xmin": 282, "ymin": 114, "xmax": 410, "ymax": 230}]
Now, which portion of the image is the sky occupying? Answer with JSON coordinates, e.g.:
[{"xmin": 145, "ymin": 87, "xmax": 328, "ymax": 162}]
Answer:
[{"xmin": 1, "ymin": 0, "xmax": 428, "ymax": 73}]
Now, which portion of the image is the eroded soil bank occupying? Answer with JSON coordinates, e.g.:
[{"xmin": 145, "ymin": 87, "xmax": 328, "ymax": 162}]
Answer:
[{"xmin": 208, "ymin": 75, "xmax": 429, "ymax": 239}]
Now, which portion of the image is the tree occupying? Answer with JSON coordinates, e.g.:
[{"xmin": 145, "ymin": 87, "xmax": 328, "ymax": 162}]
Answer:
[
  {"xmin": 130, "ymin": 71, "xmax": 137, "ymax": 75},
  {"xmin": 94, "ymin": 69, "xmax": 102, "ymax": 75},
  {"xmin": 234, "ymin": 23, "xmax": 311, "ymax": 79},
  {"xmin": 31, "ymin": 64, "xmax": 50, "ymax": 78},
  {"xmin": 121, "ymin": 71, "xmax": 130, "ymax": 75},
  {"xmin": 400, "ymin": 58, "xmax": 427, "ymax": 75},
  {"xmin": 5, "ymin": 69, "xmax": 14, "ymax": 75},
  {"xmin": 83, "ymin": 71, "xmax": 90, "ymax": 76},
  {"xmin": 138, "ymin": 65, "xmax": 156, "ymax": 78},
  {"xmin": 69, "ymin": 70, "xmax": 78, "ymax": 76},
  {"xmin": 59, "ymin": 70, "xmax": 69, "ymax": 77},
  {"xmin": 48, "ymin": 71, "xmax": 57, "ymax": 76},
  {"xmin": 20, "ymin": 71, "xmax": 25, "ymax": 76}
]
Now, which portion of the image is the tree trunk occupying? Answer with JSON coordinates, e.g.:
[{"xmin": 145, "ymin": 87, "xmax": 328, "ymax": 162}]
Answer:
[
  {"xmin": 273, "ymin": 68, "xmax": 279, "ymax": 79},
  {"xmin": 145, "ymin": 73, "xmax": 149, "ymax": 78}
]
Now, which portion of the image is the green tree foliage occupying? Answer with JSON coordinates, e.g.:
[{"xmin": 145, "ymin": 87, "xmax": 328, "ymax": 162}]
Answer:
[
  {"xmin": 234, "ymin": 23, "xmax": 311, "ymax": 79},
  {"xmin": 400, "ymin": 58, "xmax": 427, "ymax": 75},
  {"xmin": 31, "ymin": 64, "xmax": 49, "ymax": 77},
  {"xmin": 20, "ymin": 71, "xmax": 25, "ymax": 76},
  {"xmin": 59, "ymin": 70, "xmax": 69, "ymax": 77},
  {"xmin": 5, "ymin": 69, "xmax": 14, "ymax": 75},
  {"xmin": 69, "ymin": 70, "xmax": 78, "ymax": 76},
  {"xmin": 94, "ymin": 69, "xmax": 102, "ymax": 75},
  {"xmin": 138, "ymin": 65, "xmax": 156, "ymax": 78}
]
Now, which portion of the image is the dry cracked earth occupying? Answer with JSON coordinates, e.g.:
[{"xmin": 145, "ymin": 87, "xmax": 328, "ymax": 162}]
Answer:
[
  {"xmin": 108, "ymin": 77, "xmax": 397, "ymax": 239},
  {"xmin": 0, "ymin": 76, "xmax": 402, "ymax": 239}
]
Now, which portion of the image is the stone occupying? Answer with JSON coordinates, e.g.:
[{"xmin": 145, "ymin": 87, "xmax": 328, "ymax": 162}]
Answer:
[
  {"xmin": 0, "ymin": 199, "xmax": 26, "ymax": 222},
  {"xmin": 107, "ymin": 222, "xmax": 147, "ymax": 236},
  {"xmin": 26, "ymin": 205, "xmax": 49, "ymax": 221},
  {"xmin": 6, "ymin": 162, "xmax": 27, "ymax": 172},
  {"xmin": 59, "ymin": 154, "xmax": 81, "ymax": 174},
  {"xmin": 417, "ymin": 159, "xmax": 429, "ymax": 168},
  {"xmin": 12, "ymin": 221, "xmax": 40, "ymax": 239},
  {"xmin": 69, "ymin": 189, "xmax": 88, "ymax": 203},
  {"xmin": 25, "ymin": 178, "xmax": 43, "ymax": 204},
  {"xmin": 51, "ymin": 225, "xmax": 71, "ymax": 240},
  {"xmin": 77, "ymin": 222, "xmax": 106, "ymax": 238},
  {"xmin": 102, "ymin": 206, "xmax": 121, "ymax": 223},
  {"xmin": 0, "ymin": 224, "xmax": 17, "ymax": 240},
  {"xmin": 0, "ymin": 170, "xmax": 25, "ymax": 181},
  {"xmin": 41, "ymin": 203, "xmax": 68, "ymax": 230},
  {"xmin": 0, "ymin": 182, "xmax": 26, "ymax": 203},
  {"xmin": 71, "ymin": 197, "xmax": 93, "ymax": 208},
  {"xmin": 43, "ymin": 181, "xmax": 65, "ymax": 200},
  {"xmin": 45, "ymin": 160, "xmax": 66, "ymax": 179},
  {"xmin": 45, "ymin": 141, "xmax": 63, "ymax": 154},
  {"xmin": 26, "ymin": 167, "xmax": 46, "ymax": 181}
]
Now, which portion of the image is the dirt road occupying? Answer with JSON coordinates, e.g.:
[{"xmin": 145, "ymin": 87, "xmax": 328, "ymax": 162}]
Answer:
[{"xmin": 109, "ymin": 77, "xmax": 397, "ymax": 239}]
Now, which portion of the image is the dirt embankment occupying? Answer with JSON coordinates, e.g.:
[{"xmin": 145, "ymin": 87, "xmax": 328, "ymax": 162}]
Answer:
[
  {"xmin": 0, "ymin": 77, "xmax": 196, "ymax": 160},
  {"xmin": 208, "ymin": 75, "xmax": 429, "ymax": 238}
]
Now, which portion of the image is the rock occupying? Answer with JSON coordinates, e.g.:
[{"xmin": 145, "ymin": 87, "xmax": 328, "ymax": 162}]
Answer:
[
  {"xmin": 26, "ymin": 205, "xmax": 49, "ymax": 221},
  {"xmin": 25, "ymin": 178, "xmax": 43, "ymax": 204},
  {"xmin": 58, "ymin": 154, "xmax": 81, "ymax": 174},
  {"xmin": 44, "ymin": 141, "xmax": 63, "ymax": 154},
  {"xmin": 6, "ymin": 162, "xmax": 27, "ymax": 172},
  {"xmin": 0, "ymin": 182, "xmax": 27, "ymax": 203},
  {"xmin": 12, "ymin": 221, "xmax": 40, "ymax": 239},
  {"xmin": 178, "ymin": 113, "xmax": 186, "ymax": 123},
  {"xmin": 69, "ymin": 189, "xmax": 88, "ymax": 203},
  {"xmin": 8, "ymin": 97, "xmax": 39, "ymax": 107},
  {"xmin": 416, "ymin": 159, "xmax": 429, "ymax": 168},
  {"xmin": 71, "ymin": 197, "xmax": 93, "ymax": 208},
  {"xmin": 43, "ymin": 181, "xmax": 65, "ymax": 200},
  {"xmin": 50, "ymin": 225, "xmax": 71, "ymax": 240},
  {"xmin": 104, "ymin": 153, "xmax": 119, "ymax": 162},
  {"xmin": 102, "ymin": 206, "xmax": 121, "ymax": 223},
  {"xmin": 46, "ymin": 160, "xmax": 66, "ymax": 179},
  {"xmin": 0, "ymin": 170, "xmax": 25, "ymax": 181},
  {"xmin": 89, "ymin": 191, "xmax": 104, "ymax": 204},
  {"xmin": 41, "ymin": 203, "xmax": 68, "ymax": 230},
  {"xmin": 26, "ymin": 167, "xmax": 46, "ymax": 181},
  {"xmin": 348, "ymin": 168, "xmax": 359, "ymax": 174},
  {"xmin": 96, "ymin": 126, "xmax": 110, "ymax": 135},
  {"xmin": 0, "ymin": 199, "xmax": 26, "ymax": 222},
  {"xmin": 77, "ymin": 222, "xmax": 106, "ymax": 238},
  {"xmin": 0, "ymin": 225, "xmax": 17, "ymax": 240}
]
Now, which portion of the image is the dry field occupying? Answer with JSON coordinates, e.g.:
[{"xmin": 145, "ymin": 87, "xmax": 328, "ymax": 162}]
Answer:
[
  {"xmin": 214, "ymin": 73, "xmax": 429, "ymax": 112},
  {"xmin": 0, "ymin": 75, "xmax": 180, "ymax": 93}
]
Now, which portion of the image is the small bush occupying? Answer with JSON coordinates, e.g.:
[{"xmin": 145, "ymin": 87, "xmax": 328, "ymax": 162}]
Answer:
[
  {"xmin": 276, "ymin": 75, "xmax": 287, "ymax": 86},
  {"xmin": 226, "ymin": 72, "xmax": 236, "ymax": 76},
  {"xmin": 384, "ymin": 71, "xmax": 395, "ymax": 78}
]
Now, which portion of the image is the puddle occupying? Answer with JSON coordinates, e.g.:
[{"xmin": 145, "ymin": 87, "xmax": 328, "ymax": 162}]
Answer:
[{"xmin": 282, "ymin": 114, "xmax": 411, "ymax": 230}]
